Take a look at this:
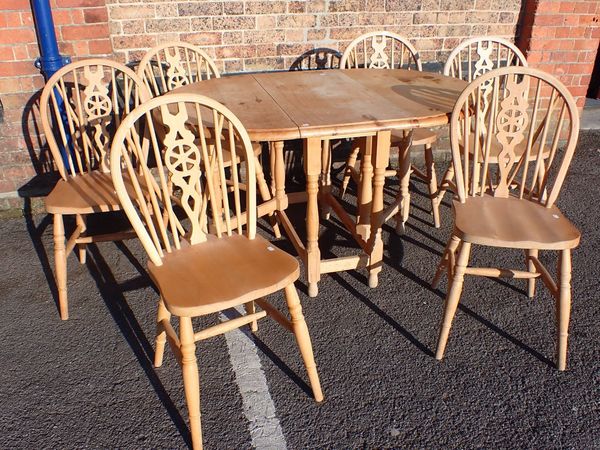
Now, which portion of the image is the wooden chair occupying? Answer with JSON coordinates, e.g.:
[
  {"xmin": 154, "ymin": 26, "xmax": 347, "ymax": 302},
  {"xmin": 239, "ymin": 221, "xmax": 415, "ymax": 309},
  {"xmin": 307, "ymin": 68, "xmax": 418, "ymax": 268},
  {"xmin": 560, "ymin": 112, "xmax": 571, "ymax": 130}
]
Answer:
[
  {"xmin": 433, "ymin": 37, "xmax": 529, "ymax": 219},
  {"xmin": 339, "ymin": 31, "xmax": 439, "ymax": 230},
  {"xmin": 110, "ymin": 93, "xmax": 323, "ymax": 449},
  {"xmin": 432, "ymin": 66, "xmax": 580, "ymax": 370},
  {"xmin": 137, "ymin": 41, "xmax": 280, "ymax": 237},
  {"xmin": 41, "ymin": 59, "xmax": 151, "ymax": 320}
]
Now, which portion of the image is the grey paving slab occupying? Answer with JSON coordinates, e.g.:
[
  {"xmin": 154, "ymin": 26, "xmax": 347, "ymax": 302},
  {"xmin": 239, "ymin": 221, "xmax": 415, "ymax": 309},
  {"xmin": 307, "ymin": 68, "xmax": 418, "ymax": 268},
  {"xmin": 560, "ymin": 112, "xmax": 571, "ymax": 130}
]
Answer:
[{"xmin": 1, "ymin": 131, "xmax": 600, "ymax": 449}]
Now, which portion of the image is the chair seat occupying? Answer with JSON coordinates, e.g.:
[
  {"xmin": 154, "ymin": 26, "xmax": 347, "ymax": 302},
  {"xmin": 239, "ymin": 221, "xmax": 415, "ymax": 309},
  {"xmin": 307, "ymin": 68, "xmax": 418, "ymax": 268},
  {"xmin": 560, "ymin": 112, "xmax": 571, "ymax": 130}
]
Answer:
[
  {"xmin": 392, "ymin": 128, "xmax": 437, "ymax": 147},
  {"xmin": 45, "ymin": 171, "xmax": 131, "ymax": 215},
  {"xmin": 453, "ymin": 195, "xmax": 580, "ymax": 250},
  {"xmin": 148, "ymin": 234, "xmax": 300, "ymax": 317}
]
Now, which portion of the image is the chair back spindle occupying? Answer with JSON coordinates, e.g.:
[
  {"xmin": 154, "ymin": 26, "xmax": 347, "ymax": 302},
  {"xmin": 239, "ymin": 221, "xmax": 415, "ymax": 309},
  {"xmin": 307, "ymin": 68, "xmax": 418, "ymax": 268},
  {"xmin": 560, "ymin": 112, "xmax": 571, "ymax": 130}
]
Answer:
[
  {"xmin": 40, "ymin": 59, "xmax": 150, "ymax": 179},
  {"xmin": 443, "ymin": 36, "xmax": 528, "ymax": 82},
  {"xmin": 340, "ymin": 31, "xmax": 422, "ymax": 70},
  {"xmin": 110, "ymin": 93, "xmax": 257, "ymax": 267},
  {"xmin": 450, "ymin": 66, "xmax": 579, "ymax": 208},
  {"xmin": 137, "ymin": 42, "xmax": 220, "ymax": 97}
]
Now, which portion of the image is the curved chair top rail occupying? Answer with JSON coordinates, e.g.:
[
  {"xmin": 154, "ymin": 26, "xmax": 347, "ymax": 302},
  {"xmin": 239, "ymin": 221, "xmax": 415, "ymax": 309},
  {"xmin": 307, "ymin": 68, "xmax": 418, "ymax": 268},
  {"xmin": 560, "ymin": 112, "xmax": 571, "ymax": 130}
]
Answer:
[
  {"xmin": 340, "ymin": 31, "xmax": 422, "ymax": 71},
  {"xmin": 110, "ymin": 93, "xmax": 257, "ymax": 267},
  {"xmin": 137, "ymin": 41, "xmax": 220, "ymax": 97},
  {"xmin": 450, "ymin": 66, "xmax": 579, "ymax": 208},
  {"xmin": 40, "ymin": 58, "xmax": 151, "ymax": 180},
  {"xmin": 443, "ymin": 36, "xmax": 528, "ymax": 81}
]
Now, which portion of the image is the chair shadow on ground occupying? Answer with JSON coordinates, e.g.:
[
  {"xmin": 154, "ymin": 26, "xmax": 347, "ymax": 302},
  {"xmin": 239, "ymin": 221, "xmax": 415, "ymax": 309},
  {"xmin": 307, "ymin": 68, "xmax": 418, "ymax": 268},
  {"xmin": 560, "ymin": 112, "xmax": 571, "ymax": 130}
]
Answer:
[
  {"xmin": 220, "ymin": 308, "xmax": 313, "ymax": 398},
  {"xmin": 314, "ymin": 170, "xmax": 555, "ymax": 367},
  {"xmin": 85, "ymin": 242, "xmax": 193, "ymax": 448},
  {"xmin": 20, "ymin": 90, "xmax": 63, "ymax": 315}
]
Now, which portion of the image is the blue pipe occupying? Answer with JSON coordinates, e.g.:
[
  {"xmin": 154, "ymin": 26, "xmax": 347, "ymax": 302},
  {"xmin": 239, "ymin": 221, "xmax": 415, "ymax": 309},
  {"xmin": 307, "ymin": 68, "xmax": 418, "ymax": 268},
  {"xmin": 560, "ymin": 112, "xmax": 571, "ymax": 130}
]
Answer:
[
  {"xmin": 31, "ymin": 0, "xmax": 70, "ymax": 79},
  {"xmin": 31, "ymin": 0, "xmax": 72, "ymax": 169}
]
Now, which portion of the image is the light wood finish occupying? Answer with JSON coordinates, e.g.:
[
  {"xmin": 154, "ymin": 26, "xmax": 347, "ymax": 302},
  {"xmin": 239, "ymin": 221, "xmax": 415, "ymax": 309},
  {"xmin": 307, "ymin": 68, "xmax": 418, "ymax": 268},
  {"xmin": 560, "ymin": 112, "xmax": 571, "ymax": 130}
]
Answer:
[
  {"xmin": 40, "ymin": 58, "xmax": 151, "ymax": 320},
  {"xmin": 176, "ymin": 69, "xmax": 466, "ymax": 295},
  {"xmin": 136, "ymin": 41, "xmax": 220, "ymax": 98},
  {"xmin": 138, "ymin": 42, "xmax": 278, "ymax": 235},
  {"xmin": 110, "ymin": 93, "xmax": 323, "ymax": 450},
  {"xmin": 443, "ymin": 36, "xmax": 528, "ymax": 83},
  {"xmin": 433, "ymin": 66, "xmax": 580, "ymax": 371},
  {"xmin": 433, "ymin": 36, "xmax": 530, "ymax": 220},
  {"xmin": 339, "ymin": 31, "xmax": 442, "ymax": 230}
]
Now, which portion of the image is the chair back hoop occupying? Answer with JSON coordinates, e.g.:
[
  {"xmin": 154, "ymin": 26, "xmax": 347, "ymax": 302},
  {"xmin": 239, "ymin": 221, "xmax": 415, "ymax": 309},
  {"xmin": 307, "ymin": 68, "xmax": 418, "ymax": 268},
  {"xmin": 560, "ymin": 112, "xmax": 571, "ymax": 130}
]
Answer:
[
  {"xmin": 340, "ymin": 31, "xmax": 422, "ymax": 71},
  {"xmin": 449, "ymin": 66, "xmax": 579, "ymax": 209},
  {"xmin": 443, "ymin": 36, "xmax": 528, "ymax": 82},
  {"xmin": 110, "ymin": 93, "xmax": 257, "ymax": 267},
  {"xmin": 40, "ymin": 58, "xmax": 151, "ymax": 180},
  {"xmin": 137, "ymin": 41, "xmax": 220, "ymax": 97}
]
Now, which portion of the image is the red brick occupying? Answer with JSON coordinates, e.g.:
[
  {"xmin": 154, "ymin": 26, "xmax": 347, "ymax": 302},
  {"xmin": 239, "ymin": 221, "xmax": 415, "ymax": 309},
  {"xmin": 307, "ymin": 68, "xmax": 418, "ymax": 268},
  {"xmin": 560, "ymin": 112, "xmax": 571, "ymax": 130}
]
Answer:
[
  {"xmin": 20, "ymin": 11, "xmax": 33, "ymax": 26},
  {"xmin": 55, "ymin": 0, "xmax": 105, "ymax": 7},
  {"xmin": 88, "ymin": 39, "xmax": 112, "ymax": 55},
  {"xmin": 61, "ymin": 23, "xmax": 109, "ymax": 40},
  {"xmin": 0, "ymin": 46, "xmax": 13, "ymax": 61},
  {"xmin": 51, "ymin": 10, "xmax": 73, "ymax": 25},
  {"xmin": 535, "ymin": 15, "xmax": 564, "ymax": 26},
  {"xmin": 0, "ymin": 28, "xmax": 36, "ymax": 44},
  {"xmin": 0, "ymin": 0, "xmax": 30, "ymax": 10},
  {"xmin": 83, "ymin": 7, "xmax": 108, "ymax": 24},
  {"xmin": 0, "ymin": 61, "xmax": 37, "ymax": 77},
  {"xmin": 12, "ymin": 45, "xmax": 29, "ymax": 60}
]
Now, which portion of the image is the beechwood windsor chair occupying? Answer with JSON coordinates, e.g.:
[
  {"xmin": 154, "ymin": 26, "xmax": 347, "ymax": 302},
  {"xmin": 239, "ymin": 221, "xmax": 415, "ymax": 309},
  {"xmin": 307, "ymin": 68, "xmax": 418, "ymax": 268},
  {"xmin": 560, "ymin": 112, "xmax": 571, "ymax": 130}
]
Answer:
[
  {"xmin": 110, "ymin": 93, "xmax": 323, "ymax": 450},
  {"xmin": 339, "ymin": 31, "xmax": 439, "ymax": 232},
  {"xmin": 432, "ymin": 66, "xmax": 580, "ymax": 370},
  {"xmin": 433, "ymin": 37, "xmax": 529, "ymax": 219},
  {"xmin": 41, "ymin": 59, "xmax": 151, "ymax": 320},
  {"xmin": 136, "ymin": 41, "xmax": 281, "ymax": 237}
]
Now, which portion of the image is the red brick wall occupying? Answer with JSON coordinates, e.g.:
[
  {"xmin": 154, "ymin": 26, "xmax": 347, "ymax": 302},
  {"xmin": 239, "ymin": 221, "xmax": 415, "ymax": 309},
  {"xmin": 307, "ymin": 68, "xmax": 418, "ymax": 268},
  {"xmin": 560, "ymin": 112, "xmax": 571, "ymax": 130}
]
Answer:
[
  {"xmin": 518, "ymin": 0, "xmax": 600, "ymax": 108},
  {"xmin": 106, "ymin": 0, "xmax": 521, "ymax": 73},
  {"xmin": 0, "ymin": 0, "xmax": 112, "ymax": 204}
]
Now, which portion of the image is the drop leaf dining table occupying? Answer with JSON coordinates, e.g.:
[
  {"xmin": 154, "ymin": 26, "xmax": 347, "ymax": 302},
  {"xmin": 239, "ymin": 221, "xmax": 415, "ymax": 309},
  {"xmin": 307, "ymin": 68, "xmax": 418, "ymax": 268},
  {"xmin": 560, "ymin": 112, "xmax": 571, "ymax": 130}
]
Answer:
[{"xmin": 174, "ymin": 69, "xmax": 467, "ymax": 297}]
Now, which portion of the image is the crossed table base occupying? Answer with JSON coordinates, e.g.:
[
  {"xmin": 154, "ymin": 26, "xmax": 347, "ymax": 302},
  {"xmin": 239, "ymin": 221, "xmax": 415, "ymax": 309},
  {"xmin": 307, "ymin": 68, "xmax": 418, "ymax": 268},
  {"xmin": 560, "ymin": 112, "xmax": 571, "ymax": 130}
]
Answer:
[{"xmin": 174, "ymin": 69, "xmax": 466, "ymax": 296}]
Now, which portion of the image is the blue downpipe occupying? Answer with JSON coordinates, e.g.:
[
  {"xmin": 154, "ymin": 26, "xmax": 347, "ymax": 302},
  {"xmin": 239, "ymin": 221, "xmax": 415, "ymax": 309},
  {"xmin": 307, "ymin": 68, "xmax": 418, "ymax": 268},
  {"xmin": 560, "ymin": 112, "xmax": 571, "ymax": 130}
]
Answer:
[{"xmin": 31, "ymin": 0, "xmax": 73, "ymax": 170}]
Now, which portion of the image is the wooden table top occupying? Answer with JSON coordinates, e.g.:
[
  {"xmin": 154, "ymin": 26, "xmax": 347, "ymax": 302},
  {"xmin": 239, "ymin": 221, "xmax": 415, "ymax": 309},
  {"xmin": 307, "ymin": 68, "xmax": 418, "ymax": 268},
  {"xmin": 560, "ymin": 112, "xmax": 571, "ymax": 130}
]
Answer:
[{"xmin": 174, "ymin": 69, "xmax": 468, "ymax": 141}]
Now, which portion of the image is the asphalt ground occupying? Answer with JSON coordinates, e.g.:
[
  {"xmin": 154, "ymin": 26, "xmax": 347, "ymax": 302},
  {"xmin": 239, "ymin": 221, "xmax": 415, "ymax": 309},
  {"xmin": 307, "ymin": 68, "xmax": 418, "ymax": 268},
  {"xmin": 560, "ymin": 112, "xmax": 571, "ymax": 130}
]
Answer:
[{"xmin": 1, "ymin": 131, "xmax": 599, "ymax": 449}]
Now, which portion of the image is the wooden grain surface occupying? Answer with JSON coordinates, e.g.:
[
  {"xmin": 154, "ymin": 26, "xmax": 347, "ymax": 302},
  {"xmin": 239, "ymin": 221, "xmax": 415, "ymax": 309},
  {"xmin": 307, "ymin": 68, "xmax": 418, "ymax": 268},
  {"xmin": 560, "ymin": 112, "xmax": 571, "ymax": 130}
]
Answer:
[{"xmin": 173, "ymin": 69, "xmax": 468, "ymax": 141}]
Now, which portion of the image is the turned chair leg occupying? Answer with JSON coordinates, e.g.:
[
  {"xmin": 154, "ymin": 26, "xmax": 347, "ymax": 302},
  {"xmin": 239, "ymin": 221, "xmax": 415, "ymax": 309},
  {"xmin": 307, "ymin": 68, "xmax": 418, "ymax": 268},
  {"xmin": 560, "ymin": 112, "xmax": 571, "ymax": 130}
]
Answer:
[
  {"xmin": 395, "ymin": 141, "xmax": 412, "ymax": 235},
  {"xmin": 319, "ymin": 139, "xmax": 332, "ymax": 220},
  {"xmin": 284, "ymin": 284, "xmax": 323, "ymax": 402},
  {"xmin": 526, "ymin": 249, "xmax": 538, "ymax": 298},
  {"xmin": 53, "ymin": 213, "xmax": 69, "ymax": 320},
  {"xmin": 432, "ymin": 234, "xmax": 461, "ymax": 289},
  {"xmin": 255, "ymin": 155, "xmax": 281, "ymax": 239},
  {"xmin": 435, "ymin": 241, "xmax": 471, "ymax": 361},
  {"xmin": 76, "ymin": 214, "xmax": 87, "ymax": 264},
  {"xmin": 424, "ymin": 144, "xmax": 441, "ymax": 228},
  {"xmin": 245, "ymin": 301, "xmax": 258, "ymax": 332},
  {"xmin": 154, "ymin": 296, "xmax": 171, "ymax": 367},
  {"xmin": 180, "ymin": 316, "xmax": 203, "ymax": 450},
  {"xmin": 341, "ymin": 143, "xmax": 360, "ymax": 198},
  {"xmin": 433, "ymin": 163, "xmax": 454, "ymax": 216},
  {"xmin": 557, "ymin": 249, "xmax": 572, "ymax": 371}
]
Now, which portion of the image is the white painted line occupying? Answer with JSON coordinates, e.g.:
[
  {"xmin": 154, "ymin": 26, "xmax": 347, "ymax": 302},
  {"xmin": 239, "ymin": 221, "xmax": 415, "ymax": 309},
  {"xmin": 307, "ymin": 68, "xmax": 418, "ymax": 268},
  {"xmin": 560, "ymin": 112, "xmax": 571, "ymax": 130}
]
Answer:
[{"xmin": 220, "ymin": 308, "xmax": 287, "ymax": 450}]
